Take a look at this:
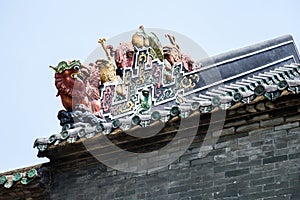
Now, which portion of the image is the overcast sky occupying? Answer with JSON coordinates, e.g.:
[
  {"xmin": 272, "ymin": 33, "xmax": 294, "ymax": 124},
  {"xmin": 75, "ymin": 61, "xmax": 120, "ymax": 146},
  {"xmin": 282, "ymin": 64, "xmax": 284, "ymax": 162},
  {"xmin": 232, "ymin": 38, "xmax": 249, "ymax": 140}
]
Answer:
[{"xmin": 0, "ymin": 0, "xmax": 300, "ymax": 172}]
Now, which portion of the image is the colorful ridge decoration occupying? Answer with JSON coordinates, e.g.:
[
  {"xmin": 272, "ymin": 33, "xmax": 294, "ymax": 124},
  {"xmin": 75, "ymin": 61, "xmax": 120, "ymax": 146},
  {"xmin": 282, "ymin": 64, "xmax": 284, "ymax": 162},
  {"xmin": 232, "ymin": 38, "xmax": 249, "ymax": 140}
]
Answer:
[{"xmin": 34, "ymin": 29, "xmax": 300, "ymax": 152}]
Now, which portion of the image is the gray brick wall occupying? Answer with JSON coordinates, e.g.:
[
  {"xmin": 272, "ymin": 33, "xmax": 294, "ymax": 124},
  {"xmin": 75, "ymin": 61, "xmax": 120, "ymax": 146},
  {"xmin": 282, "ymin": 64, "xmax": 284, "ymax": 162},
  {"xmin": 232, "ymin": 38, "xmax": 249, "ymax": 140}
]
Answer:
[{"xmin": 48, "ymin": 112, "xmax": 300, "ymax": 200}]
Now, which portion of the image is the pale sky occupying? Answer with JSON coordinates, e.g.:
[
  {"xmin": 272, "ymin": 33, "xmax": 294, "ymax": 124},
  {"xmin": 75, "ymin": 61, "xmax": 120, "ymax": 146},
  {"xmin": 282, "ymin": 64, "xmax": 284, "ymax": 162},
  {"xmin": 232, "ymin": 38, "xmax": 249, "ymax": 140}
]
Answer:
[{"xmin": 1, "ymin": 0, "xmax": 300, "ymax": 172}]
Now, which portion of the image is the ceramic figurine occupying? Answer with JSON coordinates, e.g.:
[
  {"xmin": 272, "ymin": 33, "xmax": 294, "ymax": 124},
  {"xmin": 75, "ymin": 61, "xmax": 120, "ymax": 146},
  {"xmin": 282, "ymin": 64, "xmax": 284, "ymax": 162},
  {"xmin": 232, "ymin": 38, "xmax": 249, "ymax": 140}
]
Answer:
[
  {"xmin": 131, "ymin": 25, "xmax": 150, "ymax": 48},
  {"xmin": 108, "ymin": 42, "xmax": 134, "ymax": 68},
  {"xmin": 107, "ymin": 42, "xmax": 134, "ymax": 77},
  {"xmin": 50, "ymin": 60, "xmax": 101, "ymax": 114},
  {"xmin": 98, "ymin": 38, "xmax": 126, "ymax": 97},
  {"xmin": 164, "ymin": 34, "xmax": 200, "ymax": 72},
  {"xmin": 132, "ymin": 25, "xmax": 164, "ymax": 61},
  {"xmin": 135, "ymin": 87, "xmax": 152, "ymax": 115},
  {"xmin": 98, "ymin": 38, "xmax": 122, "ymax": 84}
]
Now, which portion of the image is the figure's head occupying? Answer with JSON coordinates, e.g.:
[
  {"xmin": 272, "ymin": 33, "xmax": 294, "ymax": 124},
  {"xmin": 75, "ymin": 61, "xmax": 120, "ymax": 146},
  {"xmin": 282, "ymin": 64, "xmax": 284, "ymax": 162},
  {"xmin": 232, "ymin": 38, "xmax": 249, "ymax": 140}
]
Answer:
[
  {"xmin": 50, "ymin": 60, "xmax": 80, "ymax": 75},
  {"xmin": 50, "ymin": 60, "xmax": 90, "ymax": 82},
  {"xmin": 142, "ymin": 87, "xmax": 150, "ymax": 97}
]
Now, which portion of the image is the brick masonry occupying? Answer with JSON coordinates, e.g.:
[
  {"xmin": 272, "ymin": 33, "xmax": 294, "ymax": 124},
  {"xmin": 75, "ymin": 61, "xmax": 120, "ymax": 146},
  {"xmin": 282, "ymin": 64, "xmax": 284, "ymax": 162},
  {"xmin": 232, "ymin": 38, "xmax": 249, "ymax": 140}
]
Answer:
[{"xmin": 47, "ymin": 101, "xmax": 300, "ymax": 200}]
